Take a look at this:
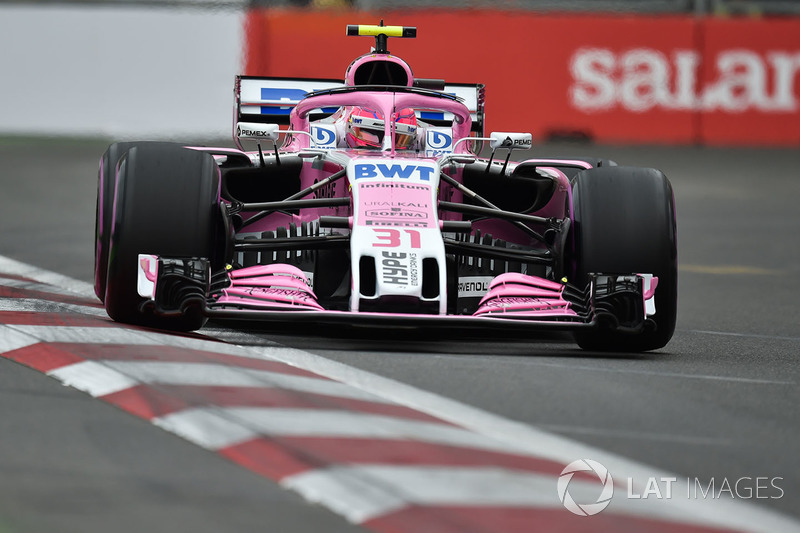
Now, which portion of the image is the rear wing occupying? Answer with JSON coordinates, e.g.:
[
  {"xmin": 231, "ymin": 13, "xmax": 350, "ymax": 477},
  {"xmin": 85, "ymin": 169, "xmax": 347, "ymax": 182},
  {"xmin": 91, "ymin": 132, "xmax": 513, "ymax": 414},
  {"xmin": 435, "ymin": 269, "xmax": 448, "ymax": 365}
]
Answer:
[{"xmin": 234, "ymin": 75, "xmax": 485, "ymax": 135}]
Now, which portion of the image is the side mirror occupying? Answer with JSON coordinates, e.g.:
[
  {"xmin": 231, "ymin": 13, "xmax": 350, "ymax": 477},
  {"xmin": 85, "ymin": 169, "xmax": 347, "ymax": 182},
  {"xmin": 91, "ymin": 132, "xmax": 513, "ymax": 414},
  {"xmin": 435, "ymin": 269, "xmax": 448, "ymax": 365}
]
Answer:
[
  {"xmin": 236, "ymin": 122, "xmax": 280, "ymax": 142},
  {"xmin": 483, "ymin": 132, "xmax": 532, "ymax": 174},
  {"xmin": 489, "ymin": 132, "xmax": 532, "ymax": 151}
]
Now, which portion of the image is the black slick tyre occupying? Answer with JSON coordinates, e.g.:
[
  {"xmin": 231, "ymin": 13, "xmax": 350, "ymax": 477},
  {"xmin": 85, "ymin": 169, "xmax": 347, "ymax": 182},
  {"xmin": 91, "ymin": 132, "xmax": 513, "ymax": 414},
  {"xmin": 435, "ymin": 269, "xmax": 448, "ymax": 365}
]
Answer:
[
  {"xmin": 570, "ymin": 166, "xmax": 677, "ymax": 352},
  {"xmin": 103, "ymin": 144, "xmax": 220, "ymax": 331},
  {"xmin": 94, "ymin": 141, "xmax": 181, "ymax": 302}
]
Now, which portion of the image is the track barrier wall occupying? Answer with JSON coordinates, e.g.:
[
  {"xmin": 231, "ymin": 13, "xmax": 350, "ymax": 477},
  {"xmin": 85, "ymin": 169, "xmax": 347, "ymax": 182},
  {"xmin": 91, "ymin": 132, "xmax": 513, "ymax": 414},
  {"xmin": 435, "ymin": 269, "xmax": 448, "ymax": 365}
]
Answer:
[{"xmin": 244, "ymin": 9, "xmax": 800, "ymax": 145}]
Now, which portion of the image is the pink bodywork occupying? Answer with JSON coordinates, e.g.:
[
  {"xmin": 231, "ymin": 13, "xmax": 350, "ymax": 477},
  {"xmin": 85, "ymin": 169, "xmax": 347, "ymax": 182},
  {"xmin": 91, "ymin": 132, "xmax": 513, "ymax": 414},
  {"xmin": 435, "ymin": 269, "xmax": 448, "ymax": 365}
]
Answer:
[
  {"xmin": 215, "ymin": 264, "xmax": 323, "ymax": 311},
  {"xmin": 475, "ymin": 273, "xmax": 577, "ymax": 318}
]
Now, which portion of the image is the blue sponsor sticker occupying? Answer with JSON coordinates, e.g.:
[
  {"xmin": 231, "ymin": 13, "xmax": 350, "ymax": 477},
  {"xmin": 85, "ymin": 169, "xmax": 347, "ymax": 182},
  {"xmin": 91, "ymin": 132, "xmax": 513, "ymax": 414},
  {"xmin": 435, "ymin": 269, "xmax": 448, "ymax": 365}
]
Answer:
[
  {"xmin": 419, "ymin": 111, "xmax": 446, "ymax": 121},
  {"xmin": 258, "ymin": 88, "xmax": 337, "ymax": 115},
  {"xmin": 312, "ymin": 126, "xmax": 336, "ymax": 147},
  {"xmin": 426, "ymin": 130, "xmax": 452, "ymax": 150}
]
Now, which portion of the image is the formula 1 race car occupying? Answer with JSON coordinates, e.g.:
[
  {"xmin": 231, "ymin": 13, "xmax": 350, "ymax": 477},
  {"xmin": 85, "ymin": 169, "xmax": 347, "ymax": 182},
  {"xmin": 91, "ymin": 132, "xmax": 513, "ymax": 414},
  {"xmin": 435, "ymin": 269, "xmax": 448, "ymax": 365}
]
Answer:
[{"xmin": 94, "ymin": 23, "xmax": 677, "ymax": 351}]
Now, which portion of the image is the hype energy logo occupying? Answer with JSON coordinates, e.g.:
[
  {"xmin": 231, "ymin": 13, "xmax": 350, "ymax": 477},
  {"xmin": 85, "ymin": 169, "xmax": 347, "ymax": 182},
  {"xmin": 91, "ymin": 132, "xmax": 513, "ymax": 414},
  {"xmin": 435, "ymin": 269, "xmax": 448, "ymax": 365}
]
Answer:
[
  {"xmin": 350, "ymin": 161, "xmax": 437, "ymax": 182},
  {"xmin": 557, "ymin": 460, "xmax": 614, "ymax": 516}
]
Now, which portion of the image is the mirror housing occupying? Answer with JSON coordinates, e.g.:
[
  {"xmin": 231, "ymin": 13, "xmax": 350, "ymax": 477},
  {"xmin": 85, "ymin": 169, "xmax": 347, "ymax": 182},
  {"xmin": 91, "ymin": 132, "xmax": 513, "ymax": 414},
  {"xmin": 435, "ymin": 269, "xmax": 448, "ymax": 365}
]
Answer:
[
  {"xmin": 236, "ymin": 122, "xmax": 280, "ymax": 142},
  {"xmin": 489, "ymin": 132, "xmax": 532, "ymax": 151}
]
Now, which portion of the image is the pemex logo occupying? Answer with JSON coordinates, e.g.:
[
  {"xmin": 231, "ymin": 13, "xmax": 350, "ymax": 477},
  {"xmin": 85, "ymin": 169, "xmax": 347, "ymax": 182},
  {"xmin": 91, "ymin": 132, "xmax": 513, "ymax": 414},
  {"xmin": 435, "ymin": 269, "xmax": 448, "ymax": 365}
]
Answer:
[{"xmin": 557, "ymin": 459, "xmax": 614, "ymax": 516}]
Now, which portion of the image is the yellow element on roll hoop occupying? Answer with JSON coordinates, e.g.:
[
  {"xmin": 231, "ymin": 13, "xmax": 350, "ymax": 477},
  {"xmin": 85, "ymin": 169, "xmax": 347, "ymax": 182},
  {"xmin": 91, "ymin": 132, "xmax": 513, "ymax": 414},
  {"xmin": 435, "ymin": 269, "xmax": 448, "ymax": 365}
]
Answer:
[{"xmin": 355, "ymin": 25, "xmax": 406, "ymax": 37}]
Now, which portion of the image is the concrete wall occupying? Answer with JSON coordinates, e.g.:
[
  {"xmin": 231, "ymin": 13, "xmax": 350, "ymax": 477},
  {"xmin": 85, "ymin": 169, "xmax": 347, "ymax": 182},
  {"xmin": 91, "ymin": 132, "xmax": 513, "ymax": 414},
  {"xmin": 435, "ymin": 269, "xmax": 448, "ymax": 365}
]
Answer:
[{"xmin": 0, "ymin": 5, "xmax": 243, "ymax": 140}]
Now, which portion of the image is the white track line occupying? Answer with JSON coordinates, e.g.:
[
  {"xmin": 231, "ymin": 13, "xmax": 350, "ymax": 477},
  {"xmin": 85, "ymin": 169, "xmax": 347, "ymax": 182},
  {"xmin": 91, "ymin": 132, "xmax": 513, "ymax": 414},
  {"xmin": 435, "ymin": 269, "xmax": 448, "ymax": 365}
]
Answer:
[
  {"xmin": 2, "ymin": 256, "xmax": 799, "ymax": 532},
  {"xmin": 51, "ymin": 360, "xmax": 392, "ymax": 404},
  {"xmin": 283, "ymin": 465, "xmax": 737, "ymax": 525},
  {"xmin": 223, "ymin": 333, "xmax": 800, "ymax": 532},
  {"xmin": 509, "ymin": 360, "xmax": 794, "ymax": 385},
  {"xmin": 156, "ymin": 406, "xmax": 531, "ymax": 454},
  {"xmin": 0, "ymin": 256, "xmax": 94, "ymax": 297},
  {"xmin": 689, "ymin": 329, "xmax": 800, "ymax": 343},
  {"xmin": 0, "ymin": 297, "xmax": 107, "ymax": 316},
  {"xmin": 6, "ymin": 325, "xmax": 167, "ymax": 345},
  {"xmin": 0, "ymin": 324, "xmax": 40, "ymax": 353}
]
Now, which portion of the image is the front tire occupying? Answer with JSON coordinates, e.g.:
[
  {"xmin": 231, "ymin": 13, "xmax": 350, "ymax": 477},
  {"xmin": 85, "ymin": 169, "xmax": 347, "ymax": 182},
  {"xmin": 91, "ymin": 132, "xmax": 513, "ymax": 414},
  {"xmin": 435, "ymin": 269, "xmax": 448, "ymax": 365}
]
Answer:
[
  {"xmin": 570, "ymin": 166, "xmax": 677, "ymax": 352},
  {"xmin": 104, "ymin": 144, "xmax": 221, "ymax": 331},
  {"xmin": 94, "ymin": 141, "xmax": 182, "ymax": 302}
]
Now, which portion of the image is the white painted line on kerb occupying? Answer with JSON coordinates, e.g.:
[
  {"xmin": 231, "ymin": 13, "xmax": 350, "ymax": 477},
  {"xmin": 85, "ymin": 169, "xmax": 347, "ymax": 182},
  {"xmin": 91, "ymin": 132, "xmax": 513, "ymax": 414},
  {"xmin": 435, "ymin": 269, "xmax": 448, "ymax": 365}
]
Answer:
[
  {"xmin": 3, "ymin": 256, "xmax": 800, "ymax": 532},
  {"xmin": 155, "ymin": 406, "xmax": 529, "ymax": 455},
  {"xmin": 283, "ymin": 465, "xmax": 733, "ymax": 526},
  {"xmin": 0, "ymin": 298, "xmax": 107, "ymax": 317},
  {"xmin": 0, "ymin": 276, "xmax": 97, "ymax": 299},
  {"xmin": 153, "ymin": 408, "xmax": 258, "ymax": 450},
  {"xmin": 228, "ymin": 337, "xmax": 800, "ymax": 532},
  {"xmin": 6, "ymin": 325, "xmax": 167, "ymax": 346},
  {"xmin": 49, "ymin": 361, "xmax": 140, "ymax": 397},
  {"xmin": 0, "ymin": 256, "xmax": 95, "ymax": 298},
  {"xmin": 0, "ymin": 324, "xmax": 40, "ymax": 354},
  {"xmin": 96, "ymin": 360, "xmax": 390, "ymax": 404},
  {"xmin": 2, "ymin": 324, "xmax": 267, "ymax": 361}
]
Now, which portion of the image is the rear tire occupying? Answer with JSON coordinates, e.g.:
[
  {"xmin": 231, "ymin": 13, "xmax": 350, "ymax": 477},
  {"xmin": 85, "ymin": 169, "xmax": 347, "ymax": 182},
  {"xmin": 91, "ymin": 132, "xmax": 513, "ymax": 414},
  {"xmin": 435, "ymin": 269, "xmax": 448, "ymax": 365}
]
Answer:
[
  {"xmin": 570, "ymin": 166, "xmax": 677, "ymax": 352},
  {"xmin": 104, "ymin": 144, "xmax": 220, "ymax": 331}
]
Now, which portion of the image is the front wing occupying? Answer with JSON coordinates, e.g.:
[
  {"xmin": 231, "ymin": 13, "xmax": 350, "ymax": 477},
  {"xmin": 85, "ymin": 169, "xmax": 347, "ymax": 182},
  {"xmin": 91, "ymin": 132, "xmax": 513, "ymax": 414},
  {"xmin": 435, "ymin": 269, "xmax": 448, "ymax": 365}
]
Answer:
[{"xmin": 136, "ymin": 255, "xmax": 657, "ymax": 335}]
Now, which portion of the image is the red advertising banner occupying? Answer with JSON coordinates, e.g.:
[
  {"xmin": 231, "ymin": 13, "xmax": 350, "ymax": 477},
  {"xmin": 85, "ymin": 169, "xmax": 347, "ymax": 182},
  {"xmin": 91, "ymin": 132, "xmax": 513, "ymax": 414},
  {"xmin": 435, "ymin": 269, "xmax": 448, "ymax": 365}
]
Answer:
[
  {"xmin": 700, "ymin": 18, "xmax": 800, "ymax": 145},
  {"xmin": 244, "ymin": 9, "xmax": 800, "ymax": 146}
]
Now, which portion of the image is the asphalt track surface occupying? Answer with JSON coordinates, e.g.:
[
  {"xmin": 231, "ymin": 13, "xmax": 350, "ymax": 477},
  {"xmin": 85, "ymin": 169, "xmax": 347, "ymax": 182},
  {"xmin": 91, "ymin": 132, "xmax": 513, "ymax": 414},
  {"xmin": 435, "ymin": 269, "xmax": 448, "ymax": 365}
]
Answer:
[{"xmin": 1, "ymin": 137, "xmax": 799, "ymax": 532}]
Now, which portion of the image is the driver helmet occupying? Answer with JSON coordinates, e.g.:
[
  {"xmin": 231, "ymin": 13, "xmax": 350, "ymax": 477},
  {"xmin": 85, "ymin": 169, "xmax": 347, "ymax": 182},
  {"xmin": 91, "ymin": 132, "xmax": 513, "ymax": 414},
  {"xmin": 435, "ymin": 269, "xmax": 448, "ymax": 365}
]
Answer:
[{"xmin": 346, "ymin": 107, "xmax": 418, "ymax": 149}]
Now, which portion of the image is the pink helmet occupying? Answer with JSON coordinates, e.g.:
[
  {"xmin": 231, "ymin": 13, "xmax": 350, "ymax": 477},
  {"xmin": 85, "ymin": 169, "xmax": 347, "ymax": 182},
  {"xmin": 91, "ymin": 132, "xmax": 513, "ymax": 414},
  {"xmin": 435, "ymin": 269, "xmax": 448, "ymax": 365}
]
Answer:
[{"xmin": 346, "ymin": 107, "xmax": 418, "ymax": 150}]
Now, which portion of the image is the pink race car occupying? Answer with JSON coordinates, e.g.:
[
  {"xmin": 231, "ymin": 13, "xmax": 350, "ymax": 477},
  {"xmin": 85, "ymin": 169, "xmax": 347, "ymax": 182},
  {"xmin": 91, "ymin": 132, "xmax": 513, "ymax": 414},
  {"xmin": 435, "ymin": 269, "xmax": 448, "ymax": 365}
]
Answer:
[{"xmin": 94, "ymin": 23, "xmax": 677, "ymax": 351}]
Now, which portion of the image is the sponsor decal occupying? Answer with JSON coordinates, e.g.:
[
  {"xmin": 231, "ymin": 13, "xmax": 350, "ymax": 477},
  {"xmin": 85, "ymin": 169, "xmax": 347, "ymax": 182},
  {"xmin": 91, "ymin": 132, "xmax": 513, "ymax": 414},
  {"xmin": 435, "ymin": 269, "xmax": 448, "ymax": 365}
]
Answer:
[
  {"xmin": 358, "ymin": 182, "xmax": 435, "ymax": 228},
  {"xmin": 483, "ymin": 297, "xmax": 565, "ymax": 311},
  {"xmin": 365, "ymin": 208, "xmax": 428, "ymax": 219},
  {"xmin": 359, "ymin": 182, "xmax": 429, "ymax": 190},
  {"xmin": 257, "ymin": 87, "xmax": 337, "ymax": 115},
  {"xmin": 425, "ymin": 129, "xmax": 454, "ymax": 156},
  {"xmin": 427, "ymin": 130, "xmax": 452, "ymax": 149},
  {"xmin": 364, "ymin": 201, "xmax": 428, "ymax": 208},
  {"xmin": 311, "ymin": 125, "xmax": 336, "ymax": 147},
  {"xmin": 353, "ymin": 163, "xmax": 436, "ymax": 182},
  {"xmin": 380, "ymin": 251, "xmax": 419, "ymax": 286},
  {"xmin": 570, "ymin": 47, "xmax": 800, "ymax": 113},
  {"xmin": 261, "ymin": 87, "xmax": 308, "ymax": 103},
  {"xmin": 366, "ymin": 220, "xmax": 428, "ymax": 227},
  {"xmin": 238, "ymin": 286, "xmax": 316, "ymax": 303},
  {"xmin": 500, "ymin": 135, "xmax": 532, "ymax": 148},
  {"xmin": 238, "ymin": 127, "xmax": 273, "ymax": 137},
  {"xmin": 457, "ymin": 276, "xmax": 492, "ymax": 298}
]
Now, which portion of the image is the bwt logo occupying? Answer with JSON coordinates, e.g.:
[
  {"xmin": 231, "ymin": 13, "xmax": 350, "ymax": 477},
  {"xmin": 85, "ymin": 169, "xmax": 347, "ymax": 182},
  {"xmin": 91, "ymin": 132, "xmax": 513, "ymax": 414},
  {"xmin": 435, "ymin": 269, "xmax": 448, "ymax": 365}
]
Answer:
[{"xmin": 353, "ymin": 163, "xmax": 436, "ymax": 182}]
